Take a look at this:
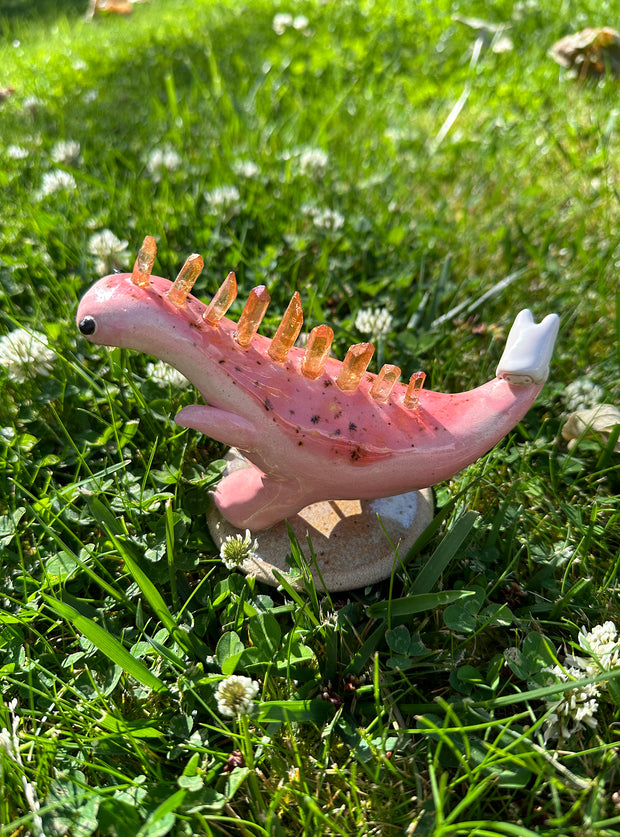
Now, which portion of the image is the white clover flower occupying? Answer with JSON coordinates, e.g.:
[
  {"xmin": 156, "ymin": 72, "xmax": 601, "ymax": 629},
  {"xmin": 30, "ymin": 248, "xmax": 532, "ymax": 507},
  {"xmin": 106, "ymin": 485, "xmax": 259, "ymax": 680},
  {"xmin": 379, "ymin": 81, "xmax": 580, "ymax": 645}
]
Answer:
[
  {"xmin": 301, "ymin": 202, "xmax": 317, "ymax": 218},
  {"xmin": 272, "ymin": 12, "xmax": 293, "ymax": 35},
  {"xmin": 215, "ymin": 674, "xmax": 259, "ymax": 717},
  {"xmin": 542, "ymin": 622, "xmax": 620, "ymax": 742},
  {"xmin": 0, "ymin": 328, "xmax": 56, "ymax": 383},
  {"xmin": 320, "ymin": 610, "xmax": 339, "ymax": 629},
  {"xmin": 313, "ymin": 208, "xmax": 345, "ymax": 232},
  {"xmin": 513, "ymin": 0, "xmax": 539, "ymax": 21},
  {"xmin": 204, "ymin": 185, "xmax": 241, "ymax": 215},
  {"xmin": 354, "ymin": 307, "xmax": 394, "ymax": 339},
  {"xmin": 577, "ymin": 621, "xmax": 620, "ymax": 672},
  {"xmin": 7, "ymin": 145, "xmax": 29, "ymax": 160},
  {"xmin": 581, "ymin": 621, "xmax": 618, "ymax": 648},
  {"xmin": 384, "ymin": 126, "xmax": 406, "ymax": 145},
  {"xmin": 220, "ymin": 529, "xmax": 258, "ymax": 570},
  {"xmin": 51, "ymin": 140, "xmax": 80, "ymax": 164},
  {"xmin": 0, "ymin": 700, "xmax": 45, "ymax": 836},
  {"xmin": 0, "ymin": 728, "xmax": 15, "ymax": 755},
  {"xmin": 298, "ymin": 147, "xmax": 329, "ymax": 178},
  {"xmin": 301, "ymin": 203, "xmax": 344, "ymax": 233},
  {"xmin": 22, "ymin": 95, "xmax": 43, "ymax": 111},
  {"xmin": 293, "ymin": 15, "xmax": 309, "ymax": 32},
  {"xmin": 146, "ymin": 360, "xmax": 187, "ymax": 389},
  {"xmin": 272, "ymin": 13, "xmax": 310, "ymax": 36},
  {"xmin": 233, "ymin": 159, "xmax": 260, "ymax": 179},
  {"xmin": 36, "ymin": 169, "xmax": 77, "ymax": 199},
  {"xmin": 146, "ymin": 146, "xmax": 182, "ymax": 181},
  {"xmin": 543, "ymin": 664, "xmax": 600, "ymax": 742},
  {"xmin": 88, "ymin": 229, "xmax": 130, "ymax": 274},
  {"xmin": 562, "ymin": 377, "xmax": 605, "ymax": 412}
]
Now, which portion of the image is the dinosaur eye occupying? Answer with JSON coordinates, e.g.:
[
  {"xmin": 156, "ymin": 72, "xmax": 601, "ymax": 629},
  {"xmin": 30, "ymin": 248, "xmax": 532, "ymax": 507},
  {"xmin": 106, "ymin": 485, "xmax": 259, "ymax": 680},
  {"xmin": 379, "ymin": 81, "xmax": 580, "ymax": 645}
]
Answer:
[{"xmin": 79, "ymin": 316, "xmax": 97, "ymax": 336}]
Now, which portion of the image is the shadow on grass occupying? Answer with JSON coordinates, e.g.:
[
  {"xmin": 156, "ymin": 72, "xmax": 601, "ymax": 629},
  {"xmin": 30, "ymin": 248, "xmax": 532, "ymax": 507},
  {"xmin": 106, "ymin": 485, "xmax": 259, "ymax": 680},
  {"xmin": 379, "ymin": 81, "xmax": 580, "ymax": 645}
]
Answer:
[{"xmin": 1, "ymin": 0, "xmax": 86, "ymax": 22}]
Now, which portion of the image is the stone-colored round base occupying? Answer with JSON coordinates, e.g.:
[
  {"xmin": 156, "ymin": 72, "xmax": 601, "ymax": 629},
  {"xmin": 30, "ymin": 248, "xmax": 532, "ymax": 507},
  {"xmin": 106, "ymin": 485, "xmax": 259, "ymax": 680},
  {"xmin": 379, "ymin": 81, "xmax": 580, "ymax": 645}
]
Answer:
[{"xmin": 206, "ymin": 454, "xmax": 434, "ymax": 592}]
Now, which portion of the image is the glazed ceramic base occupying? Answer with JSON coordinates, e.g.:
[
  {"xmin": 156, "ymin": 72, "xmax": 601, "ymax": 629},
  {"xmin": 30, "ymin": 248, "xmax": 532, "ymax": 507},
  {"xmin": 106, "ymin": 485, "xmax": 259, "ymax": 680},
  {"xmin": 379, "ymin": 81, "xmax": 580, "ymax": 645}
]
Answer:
[{"xmin": 207, "ymin": 450, "xmax": 434, "ymax": 592}]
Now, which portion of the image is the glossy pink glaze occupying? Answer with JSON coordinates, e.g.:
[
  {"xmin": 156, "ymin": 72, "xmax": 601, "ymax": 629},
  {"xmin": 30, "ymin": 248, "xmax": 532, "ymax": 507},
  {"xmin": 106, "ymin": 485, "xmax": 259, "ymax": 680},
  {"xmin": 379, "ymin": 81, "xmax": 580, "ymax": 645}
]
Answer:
[{"xmin": 77, "ymin": 273, "xmax": 558, "ymax": 529}]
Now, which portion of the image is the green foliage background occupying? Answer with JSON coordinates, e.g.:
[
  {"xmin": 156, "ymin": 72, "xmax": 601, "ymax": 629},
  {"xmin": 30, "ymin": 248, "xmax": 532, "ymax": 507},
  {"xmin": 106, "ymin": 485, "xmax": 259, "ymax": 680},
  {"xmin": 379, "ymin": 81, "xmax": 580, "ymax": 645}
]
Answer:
[{"xmin": 0, "ymin": 0, "xmax": 619, "ymax": 835}]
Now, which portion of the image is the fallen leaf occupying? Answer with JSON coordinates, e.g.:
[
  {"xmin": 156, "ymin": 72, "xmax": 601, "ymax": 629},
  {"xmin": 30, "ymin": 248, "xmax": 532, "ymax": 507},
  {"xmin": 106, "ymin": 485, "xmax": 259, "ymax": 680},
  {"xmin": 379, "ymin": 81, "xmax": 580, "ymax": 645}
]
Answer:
[
  {"xmin": 86, "ymin": 0, "xmax": 148, "ymax": 16},
  {"xmin": 550, "ymin": 27, "xmax": 620, "ymax": 78},
  {"xmin": 561, "ymin": 403, "xmax": 620, "ymax": 451}
]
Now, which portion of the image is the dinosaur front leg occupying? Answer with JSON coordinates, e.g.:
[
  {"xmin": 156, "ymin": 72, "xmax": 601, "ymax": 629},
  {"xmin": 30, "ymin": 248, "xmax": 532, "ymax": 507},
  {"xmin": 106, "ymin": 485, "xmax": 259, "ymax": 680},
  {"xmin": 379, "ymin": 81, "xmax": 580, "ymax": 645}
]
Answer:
[
  {"xmin": 176, "ymin": 406, "xmax": 309, "ymax": 528},
  {"xmin": 175, "ymin": 404, "xmax": 258, "ymax": 449}
]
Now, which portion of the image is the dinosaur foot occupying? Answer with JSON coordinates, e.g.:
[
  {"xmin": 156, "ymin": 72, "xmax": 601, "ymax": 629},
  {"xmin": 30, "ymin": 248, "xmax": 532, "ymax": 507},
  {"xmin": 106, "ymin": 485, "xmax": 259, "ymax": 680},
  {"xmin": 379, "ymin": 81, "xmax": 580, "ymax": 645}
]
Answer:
[
  {"xmin": 207, "ymin": 450, "xmax": 434, "ymax": 592},
  {"xmin": 212, "ymin": 458, "xmax": 309, "ymax": 531}
]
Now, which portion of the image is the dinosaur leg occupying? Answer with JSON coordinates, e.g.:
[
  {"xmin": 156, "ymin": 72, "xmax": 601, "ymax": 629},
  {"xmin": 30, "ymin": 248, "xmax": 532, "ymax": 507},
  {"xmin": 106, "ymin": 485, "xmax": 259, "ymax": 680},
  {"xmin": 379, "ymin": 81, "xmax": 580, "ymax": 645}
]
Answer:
[
  {"xmin": 175, "ymin": 404, "xmax": 258, "ymax": 450},
  {"xmin": 214, "ymin": 466, "xmax": 309, "ymax": 531},
  {"xmin": 177, "ymin": 406, "xmax": 309, "ymax": 528}
]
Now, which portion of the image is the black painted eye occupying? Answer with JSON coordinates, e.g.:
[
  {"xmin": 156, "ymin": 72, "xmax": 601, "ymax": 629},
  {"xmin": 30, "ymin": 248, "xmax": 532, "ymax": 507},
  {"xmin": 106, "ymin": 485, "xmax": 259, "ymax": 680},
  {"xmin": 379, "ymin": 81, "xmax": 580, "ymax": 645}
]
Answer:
[{"xmin": 78, "ymin": 316, "xmax": 97, "ymax": 336}]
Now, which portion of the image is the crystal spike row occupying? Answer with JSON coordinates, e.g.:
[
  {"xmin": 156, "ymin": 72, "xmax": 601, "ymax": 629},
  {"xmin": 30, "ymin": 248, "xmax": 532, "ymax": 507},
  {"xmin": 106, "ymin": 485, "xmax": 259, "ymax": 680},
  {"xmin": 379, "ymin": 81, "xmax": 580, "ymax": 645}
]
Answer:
[{"xmin": 131, "ymin": 237, "xmax": 426, "ymax": 409}]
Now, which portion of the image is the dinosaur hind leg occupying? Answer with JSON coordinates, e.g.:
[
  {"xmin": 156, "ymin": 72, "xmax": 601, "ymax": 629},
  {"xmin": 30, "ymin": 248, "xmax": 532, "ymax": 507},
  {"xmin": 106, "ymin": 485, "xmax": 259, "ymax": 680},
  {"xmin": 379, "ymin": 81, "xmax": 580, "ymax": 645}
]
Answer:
[{"xmin": 214, "ymin": 465, "xmax": 308, "ymax": 531}]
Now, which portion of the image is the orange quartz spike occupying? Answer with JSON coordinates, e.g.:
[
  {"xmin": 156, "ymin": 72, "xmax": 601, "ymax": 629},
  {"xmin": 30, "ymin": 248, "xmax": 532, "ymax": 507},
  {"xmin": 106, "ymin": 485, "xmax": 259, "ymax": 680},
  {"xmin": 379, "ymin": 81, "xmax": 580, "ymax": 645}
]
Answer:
[
  {"xmin": 268, "ymin": 292, "xmax": 304, "ymax": 363},
  {"xmin": 235, "ymin": 285, "xmax": 271, "ymax": 348},
  {"xmin": 404, "ymin": 371, "xmax": 426, "ymax": 409},
  {"xmin": 301, "ymin": 324, "xmax": 334, "ymax": 380},
  {"xmin": 371, "ymin": 364, "xmax": 401, "ymax": 403},
  {"xmin": 131, "ymin": 235, "xmax": 157, "ymax": 288},
  {"xmin": 335, "ymin": 342, "xmax": 375, "ymax": 392},
  {"xmin": 166, "ymin": 254, "xmax": 204, "ymax": 307},
  {"xmin": 204, "ymin": 272, "xmax": 237, "ymax": 324}
]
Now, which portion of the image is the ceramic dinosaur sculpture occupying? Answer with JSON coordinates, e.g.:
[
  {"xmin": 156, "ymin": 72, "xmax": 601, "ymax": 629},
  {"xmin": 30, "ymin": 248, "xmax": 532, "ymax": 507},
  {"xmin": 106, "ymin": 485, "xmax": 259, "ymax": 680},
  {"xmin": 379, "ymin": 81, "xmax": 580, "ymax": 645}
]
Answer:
[{"xmin": 77, "ymin": 236, "xmax": 559, "ymax": 530}]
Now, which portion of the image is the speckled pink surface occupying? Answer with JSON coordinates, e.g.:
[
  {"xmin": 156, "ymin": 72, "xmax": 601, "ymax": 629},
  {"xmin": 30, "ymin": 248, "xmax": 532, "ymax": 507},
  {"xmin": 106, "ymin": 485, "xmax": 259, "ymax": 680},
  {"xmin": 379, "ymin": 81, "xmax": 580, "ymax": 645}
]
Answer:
[{"xmin": 78, "ymin": 271, "xmax": 559, "ymax": 530}]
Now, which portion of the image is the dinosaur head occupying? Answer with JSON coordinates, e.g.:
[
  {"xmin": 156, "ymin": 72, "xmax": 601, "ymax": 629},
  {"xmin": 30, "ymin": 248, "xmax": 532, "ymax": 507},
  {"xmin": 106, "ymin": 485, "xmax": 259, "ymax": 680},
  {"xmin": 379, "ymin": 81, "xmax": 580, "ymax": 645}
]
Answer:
[
  {"xmin": 77, "ymin": 237, "xmax": 208, "ymax": 355},
  {"xmin": 77, "ymin": 272, "xmax": 198, "ymax": 348}
]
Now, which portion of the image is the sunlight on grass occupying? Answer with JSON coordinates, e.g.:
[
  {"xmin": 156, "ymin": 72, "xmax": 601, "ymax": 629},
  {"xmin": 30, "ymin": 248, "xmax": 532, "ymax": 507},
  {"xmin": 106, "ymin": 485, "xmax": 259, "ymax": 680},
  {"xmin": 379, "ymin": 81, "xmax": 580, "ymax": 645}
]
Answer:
[{"xmin": 1, "ymin": 0, "xmax": 619, "ymax": 834}]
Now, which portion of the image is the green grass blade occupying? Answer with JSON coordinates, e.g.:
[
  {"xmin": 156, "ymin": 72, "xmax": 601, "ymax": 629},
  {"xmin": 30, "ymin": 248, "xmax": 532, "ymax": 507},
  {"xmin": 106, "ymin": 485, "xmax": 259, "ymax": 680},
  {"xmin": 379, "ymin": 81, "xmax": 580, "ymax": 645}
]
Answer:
[
  {"xmin": 409, "ymin": 511, "xmax": 478, "ymax": 595},
  {"xmin": 43, "ymin": 596, "xmax": 166, "ymax": 693},
  {"xmin": 366, "ymin": 590, "xmax": 475, "ymax": 620},
  {"xmin": 114, "ymin": 538, "xmax": 178, "ymax": 635},
  {"xmin": 257, "ymin": 700, "xmax": 334, "ymax": 724},
  {"xmin": 343, "ymin": 621, "xmax": 388, "ymax": 677},
  {"xmin": 271, "ymin": 569, "xmax": 320, "ymax": 628},
  {"xmin": 616, "ymin": 283, "xmax": 620, "ymax": 366}
]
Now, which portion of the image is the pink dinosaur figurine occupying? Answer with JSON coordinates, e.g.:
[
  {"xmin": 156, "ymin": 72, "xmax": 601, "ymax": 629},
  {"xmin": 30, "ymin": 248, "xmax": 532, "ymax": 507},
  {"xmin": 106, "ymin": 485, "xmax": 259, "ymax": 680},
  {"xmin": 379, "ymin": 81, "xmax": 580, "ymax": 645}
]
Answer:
[{"xmin": 77, "ymin": 237, "xmax": 559, "ymax": 530}]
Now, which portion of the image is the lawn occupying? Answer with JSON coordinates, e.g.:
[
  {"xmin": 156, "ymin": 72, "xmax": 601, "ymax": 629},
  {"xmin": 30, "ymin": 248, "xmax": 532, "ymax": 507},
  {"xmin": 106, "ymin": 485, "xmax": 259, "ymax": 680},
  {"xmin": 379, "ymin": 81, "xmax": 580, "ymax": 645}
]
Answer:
[{"xmin": 1, "ymin": 0, "xmax": 620, "ymax": 834}]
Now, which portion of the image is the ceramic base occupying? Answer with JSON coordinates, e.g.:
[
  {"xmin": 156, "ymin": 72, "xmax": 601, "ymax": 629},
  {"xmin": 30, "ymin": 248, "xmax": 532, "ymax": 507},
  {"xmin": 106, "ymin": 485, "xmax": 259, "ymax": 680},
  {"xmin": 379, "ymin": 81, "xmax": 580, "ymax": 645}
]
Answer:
[{"xmin": 207, "ymin": 450, "xmax": 434, "ymax": 592}]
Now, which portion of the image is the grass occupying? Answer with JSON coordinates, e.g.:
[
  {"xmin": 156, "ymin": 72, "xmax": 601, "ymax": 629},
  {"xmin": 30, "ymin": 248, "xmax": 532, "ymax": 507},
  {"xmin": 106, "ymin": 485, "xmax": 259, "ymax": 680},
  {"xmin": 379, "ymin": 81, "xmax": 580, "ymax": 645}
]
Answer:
[{"xmin": 1, "ymin": 0, "xmax": 619, "ymax": 834}]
